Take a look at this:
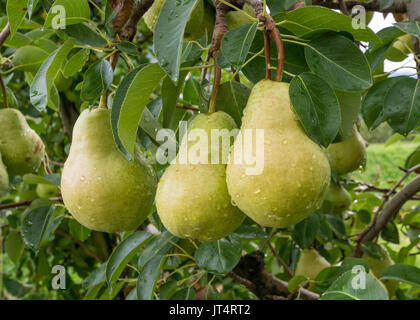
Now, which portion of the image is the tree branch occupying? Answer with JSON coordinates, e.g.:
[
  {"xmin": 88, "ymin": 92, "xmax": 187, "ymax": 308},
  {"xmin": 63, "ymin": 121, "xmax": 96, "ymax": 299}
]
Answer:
[
  {"xmin": 311, "ymin": 0, "xmax": 407, "ymax": 14},
  {"xmin": 0, "ymin": 23, "xmax": 10, "ymax": 48},
  {"xmin": 230, "ymin": 251, "xmax": 319, "ymax": 300},
  {"xmin": 121, "ymin": 0, "xmax": 155, "ymax": 41},
  {"xmin": 0, "ymin": 197, "xmax": 63, "ymax": 211},
  {"xmin": 108, "ymin": 0, "xmax": 136, "ymax": 34}
]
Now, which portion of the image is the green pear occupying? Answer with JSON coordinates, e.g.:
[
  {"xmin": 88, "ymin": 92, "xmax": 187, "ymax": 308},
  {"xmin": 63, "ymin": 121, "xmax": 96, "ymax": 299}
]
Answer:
[
  {"xmin": 144, "ymin": 0, "xmax": 206, "ymax": 41},
  {"xmin": 226, "ymin": 3, "xmax": 255, "ymax": 30},
  {"xmin": 0, "ymin": 153, "xmax": 9, "ymax": 194},
  {"xmin": 61, "ymin": 108, "xmax": 157, "ymax": 233},
  {"xmin": 386, "ymin": 34, "xmax": 413, "ymax": 62},
  {"xmin": 156, "ymin": 112, "xmax": 245, "ymax": 242},
  {"xmin": 327, "ymin": 127, "xmax": 367, "ymax": 174},
  {"xmin": 295, "ymin": 249, "xmax": 330, "ymax": 282},
  {"xmin": 0, "ymin": 108, "xmax": 45, "ymax": 176},
  {"xmin": 320, "ymin": 181, "xmax": 352, "ymax": 214},
  {"xmin": 36, "ymin": 183, "xmax": 60, "ymax": 198},
  {"xmin": 364, "ymin": 246, "xmax": 399, "ymax": 298},
  {"xmin": 226, "ymin": 80, "xmax": 331, "ymax": 228},
  {"xmin": 16, "ymin": 183, "xmax": 38, "ymax": 202}
]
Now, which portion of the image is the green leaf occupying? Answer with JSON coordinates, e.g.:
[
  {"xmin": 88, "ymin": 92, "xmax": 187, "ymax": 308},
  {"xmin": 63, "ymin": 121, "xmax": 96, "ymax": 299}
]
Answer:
[
  {"xmin": 82, "ymin": 263, "xmax": 107, "ymax": 288},
  {"xmin": 44, "ymin": 0, "xmax": 91, "ymax": 28},
  {"xmin": 289, "ymin": 72, "xmax": 340, "ymax": 147},
  {"xmin": 62, "ymin": 23, "xmax": 108, "ymax": 47},
  {"xmin": 4, "ymin": 32, "xmax": 32, "ymax": 48},
  {"xmin": 6, "ymin": 0, "xmax": 29, "ymax": 37},
  {"xmin": 381, "ymin": 264, "xmax": 420, "ymax": 287},
  {"xmin": 335, "ymin": 90, "xmax": 361, "ymax": 140},
  {"xmin": 194, "ymin": 234, "xmax": 242, "ymax": 274},
  {"xmin": 385, "ymin": 77, "xmax": 420, "ymax": 136},
  {"xmin": 280, "ymin": 6, "xmax": 380, "ymax": 43},
  {"xmin": 305, "ymin": 34, "xmax": 372, "ymax": 91},
  {"xmin": 379, "ymin": 0, "xmax": 394, "ymax": 11},
  {"xmin": 136, "ymin": 255, "xmax": 167, "ymax": 300},
  {"xmin": 362, "ymin": 77, "xmax": 404, "ymax": 130},
  {"xmin": 322, "ymin": 270, "xmax": 388, "ymax": 300},
  {"xmin": 215, "ymin": 81, "xmax": 251, "ymax": 127},
  {"xmin": 117, "ymin": 41, "xmax": 138, "ymax": 55},
  {"xmin": 63, "ymin": 48, "xmax": 90, "ymax": 78},
  {"xmin": 111, "ymin": 63, "xmax": 166, "ymax": 159},
  {"xmin": 154, "ymin": 0, "xmax": 200, "ymax": 81},
  {"xmin": 162, "ymin": 72, "xmax": 188, "ymax": 128},
  {"xmin": 380, "ymin": 222, "xmax": 399, "ymax": 244},
  {"xmin": 394, "ymin": 21, "xmax": 420, "ymax": 37},
  {"xmin": 29, "ymin": 38, "xmax": 76, "ymax": 111},
  {"xmin": 80, "ymin": 59, "xmax": 113, "ymax": 102},
  {"xmin": 138, "ymin": 231, "xmax": 178, "ymax": 268},
  {"xmin": 68, "ymin": 219, "xmax": 91, "ymax": 242},
  {"xmin": 220, "ymin": 23, "xmax": 258, "ymax": 70},
  {"xmin": 292, "ymin": 213, "xmax": 320, "ymax": 249},
  {"xmin": 233, "ymin": 225, "xmax": 267, "ymax": 239},
  {"xmin": 106, "ymin": 231, "xmax": 152, "ymax": 283},
  {"xmin": 326, "ymin": 214, "xmax": 346, "ymax": 239},
  {"xmin": 23, "ymin": 173, "xmax": 60, "ymax": 186},
  {"xmin": 21, "ymin": 201, "xmax": 55, "ymax": 251},
  {"xmin": 5, "ymin": 231, "xmax": 25, "ymax": 264}
]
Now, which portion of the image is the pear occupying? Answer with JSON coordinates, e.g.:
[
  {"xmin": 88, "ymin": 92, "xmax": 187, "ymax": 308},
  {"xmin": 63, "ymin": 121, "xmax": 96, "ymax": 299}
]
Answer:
[
  {"xmin": 327, "ymin": 126, "xmax": 367, "ymax": 174},
  {"xmin": 16, "ymin": 183, "xmax": 37, "ymax": 202},
  {"xmin": 0, "ymin": 108, "xmax": 45, "ymax": 176},
  {"xmin": 386, "ymin": 34, "xmax": 413, "ymax": 62},
  {"xmin": 36, "ymin": 183, "xmax": 60, "ymax": 198},
  {"xmin": 295, "ymin": 249, "xmax": 330, "ymax": 282},
  {"xmin": 320, "ymin": 181, "xmax": 352, "ymax": 214},
  {"xmin": 61, "ymin": 108, "xmax": 157, "ymax": 233},
  {"xmin": 226, "ymin": 4, "xmax": 255, "ymax": 30},
  {"xmin": 155, "ymin": 112, "xmax": 245, "ymax": 242},
  {"xmin": 0, "ymin": 153, "xmax": 9, "ymax": 194},
  {"xmin": 144, "ymin": 0, "xmax": 206, "ymax": 41},
  {"xmin": 364, "ymin": 246, "xmax": 399, "ymax": 298},
  {"xmin": 226, "ymin": 80, "xmax": 331, "ymax": 228}
]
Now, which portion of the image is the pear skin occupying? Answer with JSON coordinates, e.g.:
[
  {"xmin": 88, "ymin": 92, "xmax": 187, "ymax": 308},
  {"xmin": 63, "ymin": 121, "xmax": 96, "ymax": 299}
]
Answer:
[
  {"xmin": 327, "ymin": 127, "xmax": 367, "ymax": 174},
  {"xmin": 364, "ymin": 246, "xmax": 399, "ymax": 298},
  {"xmin": 61, "ymin": 108, "xmax": 157, "ymax": 233},
  {"xmin": 226, "ymin": 80, "xmax": 331, "ymax": 228},
  {"xmin": 295, "ymin": 249, "xmax": 330, "ymax": 285},
  {"xmin": 0, "ymin": 153, "xmax": 9, "ymax": 194},
  {"xmin": 0, "ymin": 108, "xmax": 45, "ymax": 176},
  {"xmin": 156, "ymin": 112, "xmax": 245, "ymax": 242},
  {"xmin": 320, "ymin": 181, "xmax": 352, "ymax": 214},
  {"xmin": 36, "ymin": 183, "xmax": 60, "ymax": 198}
]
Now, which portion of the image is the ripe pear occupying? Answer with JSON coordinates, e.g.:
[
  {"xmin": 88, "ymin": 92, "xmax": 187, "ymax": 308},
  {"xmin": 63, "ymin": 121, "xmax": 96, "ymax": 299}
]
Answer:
[
  {"xmin": 327, "ymin": 127, "xmax": 367, "ymax": 174},
  {"xmin": 144, "ymin": 0, "xmax": 206, "ymax": 41},
  {"xmin": 36, "ymin": 183, "xmax": 60, "ymax": 198},
  {"xmin": 0, "ymin": 153, "xmax": 9, "ymax": 195},
  {"xmin": 61, "ymin": 108, "xmax": 157, "ymax": 233},
  {"xmin": 226, "ymin": 80, "xmax": 331, "ymax": 228},
  {"xmin": 295, "ymin": 249, "xmax": 330, "ymax": 282},
  {"xmin": 0, "ymin": 108, "xmax": 45, "ymax": 176},
  {"xmin": 156, "ymin": 112, "xmax": 245, "ymax": 242},
  {"xmin": 364, "ymin": 246, "xmax": 399, "ymax": 298},
  {"xmin": 226, "ymin": 4, "xmax": 255, "ymax": 30},
  {"xmin": 320, "ymin": 181, "xmax": 352, "ymax": 214}
]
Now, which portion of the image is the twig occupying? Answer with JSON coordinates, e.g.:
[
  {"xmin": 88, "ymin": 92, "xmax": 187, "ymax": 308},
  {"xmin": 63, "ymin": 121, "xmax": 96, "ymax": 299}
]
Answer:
[
  {"xmin": 0, "ymin": 74, "xmax": 8, "ymax": 108},
  {"xmin": 0, "ymin": 23, "xmax": 10, "ymax": 48},
  {"xmin": 228, "ymin": 271, "xmax": 256, "ymax": 291},
  {"xmin": 54, "ymin": 229, "xmax": 103, "ymax": 263},
  {"xmin": 176, "ymin": 104, "xmax": 200, "ymax": 111},
  {"xmin": 339, "ymin": 0, "xmax": 350, "ymax": 15},
  {"xmin": 121, "ymin": 0, "xmax": 155, "ymax": 41},
  {"xmin": 267, "ymin": 241, "xmax": 294, "ymax": 278},
  {"xmin": 0, "ymin": 197, "xmax": 63, "ymax": 211}
]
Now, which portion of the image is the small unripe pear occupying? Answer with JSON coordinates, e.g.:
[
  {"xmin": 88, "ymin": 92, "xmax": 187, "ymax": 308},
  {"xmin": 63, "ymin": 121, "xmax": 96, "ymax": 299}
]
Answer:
[
  {"xmin": 0, "ymin": 153, "xmax": 9, "ymax": 195},
  {"xmin": 0, "ymin": 108, "xmax": 45, "ymax": 176},
  {"xmin": 295, "ymin": 249, "xmax": 330, "ymax": 281},
  {"xmin": 364, "ymin": 246, "xmax": 399, "ymax": 298},
  {"xmin": 36, "ymin": 183, "xmax": 60, "ymax": 198},
  {"xmin": 327, "ymin": 127, "xmax": 367, "ymax": 174},
  {"xmin": 320, "ymin": 181, "xmax": 352, "ymax": 214}
]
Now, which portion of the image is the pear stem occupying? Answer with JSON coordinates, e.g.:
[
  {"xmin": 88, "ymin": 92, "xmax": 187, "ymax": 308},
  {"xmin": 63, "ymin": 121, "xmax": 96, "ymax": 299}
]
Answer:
[{"xmin": 0, "ymin": 74, "xmax": 8, "ymax": 108}]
